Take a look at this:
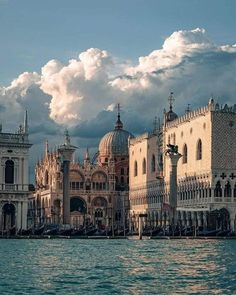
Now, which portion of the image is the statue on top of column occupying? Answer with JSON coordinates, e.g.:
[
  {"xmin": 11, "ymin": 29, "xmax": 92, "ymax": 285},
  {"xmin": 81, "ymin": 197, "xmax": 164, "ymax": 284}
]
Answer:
[{"xmin": 166, "ymin": 144, "xmax": 179, "ymax": 155}]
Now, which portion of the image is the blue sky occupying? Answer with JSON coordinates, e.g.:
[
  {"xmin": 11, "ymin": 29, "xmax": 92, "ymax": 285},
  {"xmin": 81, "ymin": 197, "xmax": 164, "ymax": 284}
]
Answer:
[
  {"xmin": 1, "ymin": 0, "xmax": 236, "ymax": 85},
  {"xmin": 1, "ymin": 0, "xmax": 236, "ymax": 178}
]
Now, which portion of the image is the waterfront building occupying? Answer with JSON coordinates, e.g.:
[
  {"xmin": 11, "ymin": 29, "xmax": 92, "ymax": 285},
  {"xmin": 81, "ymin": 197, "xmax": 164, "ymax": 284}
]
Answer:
[
  {"xmin": 129, "ymin": 130, "xmax": 164, "ymax": 230},
  {"xmin": 0, "ymin": 112, "xmax": 32, "ymax": 232},
  {"xmin": 129, "ymin": 96, "xmax": 236, "ymax": 231},
  {"xmin": 29, "ymin": 109, "xmax": 133, "ymax": 229}
]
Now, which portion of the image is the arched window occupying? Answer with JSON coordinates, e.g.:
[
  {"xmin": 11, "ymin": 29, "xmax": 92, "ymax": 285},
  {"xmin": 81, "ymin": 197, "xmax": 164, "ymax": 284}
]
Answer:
[
  {"xmin": 196, "ymin": 139, "xmax": 202, "ymax": 160},
  {"xmin": 224, "ymin": 181, "xmax": 231, "ymax": 198},
  {"xmin": 151, "ymin": 155, "xmax": 156, "ymax": 172},
  {"xmin": 173, "ymin": 133, "xmax": 176, "ymax": 145},
  {"xmin": 5, "ymin": 160, "xmax": 14, "ymax": 184},
  {"xmin": 45, "ymin": 170, "xmax": 49, "ymax": 185},
  {"xmin": 142, "ymin": 158, "xmax": 146, "ymax": 174},
  {"xmin": 214, "ymin": 181, "xmax": 222, "ymax": 197},
  {"xmin": 182, "ymin": 144, "xmax": 188, "ymax": 164},
  {"xmin": 134, "ymin": 161, "xmax": 138, "ymax": 177},
  {"xmin": 121, "ymin": 168, "xmax": 124, "ymax": 175}
]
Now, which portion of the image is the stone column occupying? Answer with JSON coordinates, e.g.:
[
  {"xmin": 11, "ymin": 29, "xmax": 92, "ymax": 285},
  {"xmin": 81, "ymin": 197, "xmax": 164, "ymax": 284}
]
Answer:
[
  {"xmin": 138, "ymin": 215, "xmax": 143, "ymax": 240},
  {"xmin": 203, "ymin": 212, "xmax": 207, "ymax": 230},
  {"xmin": 230, "ymin": 212, "xmax": 235, "ymax": 231},
  {"xmin": 167, "ymin": 152, "xmax": 182, "ymax": 227},
  {"xmin": 16, "ymin": 202, "xmax": 22, "ymax": 229},
  {"xmin": 186, "ymin": 212, "xmax": 190, "ymax": 227},
  {"xmin": 58, "ymin": 130, "xmax": 76, "ymax": 226},
  {"xmin": 22, "ymin": 201, "xmax": 28, "ymax": 229},
  {"xmin": 197, "ymin": 212, "xmax": 202, "ymax": 227}
]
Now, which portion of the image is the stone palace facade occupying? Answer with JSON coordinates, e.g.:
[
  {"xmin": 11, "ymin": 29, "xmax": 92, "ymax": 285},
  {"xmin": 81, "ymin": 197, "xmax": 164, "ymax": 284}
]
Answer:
[
  {"xmin": 129, "ymin": 97, "xmax": 236, "ymax": 231},
  {"xmin": 0, "ymin": 112, "xmax": 32, "ymax": 233}
]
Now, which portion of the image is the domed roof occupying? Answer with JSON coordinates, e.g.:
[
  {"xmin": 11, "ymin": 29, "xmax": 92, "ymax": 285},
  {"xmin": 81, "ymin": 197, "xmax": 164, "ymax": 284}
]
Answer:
[
  {"xmin": 165, "ymin": 92, "xmax": 178, "ymax": 122},
  {"xmin": 99, "ymin": 112, "xmax": 134, "ymax": 157},
  {"xmin": 165, "ymin": 109, "xmax": 178, "ymax": 122}
]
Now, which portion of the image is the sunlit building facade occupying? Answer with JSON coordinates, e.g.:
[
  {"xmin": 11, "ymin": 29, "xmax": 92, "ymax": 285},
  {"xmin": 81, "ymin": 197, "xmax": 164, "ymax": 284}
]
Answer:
[
  {"xmin": 129, "ymin": 97, "xmax": 236, "ymax": 231},
  {"xmin": 29, "ymin": 110, "xmax": 133, "ymax": 229}
]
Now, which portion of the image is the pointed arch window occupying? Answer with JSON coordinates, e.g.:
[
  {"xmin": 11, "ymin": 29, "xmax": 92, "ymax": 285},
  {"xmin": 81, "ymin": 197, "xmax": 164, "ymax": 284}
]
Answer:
[
  {"xmin": 224, "ymin": 181, "xmax": 231, "ymax": 198},
  {"xmin": 134, "ymin": 161, "xmax": 138, "ymax": 177},
  {"xmin": 142, "ymin": 158, "xmax": 146, "ymax": 175},
  {"xmin": 182, "ymin": 144, "xmax": 188, "ymax": 164},
  {"xmin": 196, "ymin": 139, "xmax": 202, "ymax": 160},
  {"xmin": 151, "ymin": 155, "xmax": 156, "ymax": 172},
  {"xmin": 214, "ymin": 181, "xmax": 222, "ymax": 197},
  {"xmin": 5, "ymin": 160, "xmax": 14, "ymax": 184}
]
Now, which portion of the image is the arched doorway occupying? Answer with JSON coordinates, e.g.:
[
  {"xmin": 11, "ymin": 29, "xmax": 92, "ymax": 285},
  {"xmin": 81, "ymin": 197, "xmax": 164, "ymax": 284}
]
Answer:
[
  {"xmin": 2, "ymin": 203, "xmax": 16, "ymax": 231},
  {"xmin": 92, "ymin": 197, "xmax": 108, "ymax": 228},
  {"xmin": 70, "ymin": 197, "xmax": 87, "ymax": 228}
]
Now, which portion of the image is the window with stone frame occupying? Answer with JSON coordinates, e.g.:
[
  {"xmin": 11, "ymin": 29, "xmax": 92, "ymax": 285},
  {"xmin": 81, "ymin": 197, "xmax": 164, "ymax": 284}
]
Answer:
[
  {"xmin": 182, "ymin": 144, "xmax": 188, "ymax": 164},
  {"xmin": 196, "ymin": 139, "xmax": 202, "ymax": 160},
  {"xmin": 5, "ymin": 160, "xmax": 14, "ymax": 184},
  {"xmin": 142, "ymin": 158, "xmax": 146, "ymax": 174},
  {"xmin": 224, "ymin": 181, "xmax": 231, "ymax": 198},
  {"xmin": 134, "ymin": 161, "xmax": 138, "ymax": 177}
]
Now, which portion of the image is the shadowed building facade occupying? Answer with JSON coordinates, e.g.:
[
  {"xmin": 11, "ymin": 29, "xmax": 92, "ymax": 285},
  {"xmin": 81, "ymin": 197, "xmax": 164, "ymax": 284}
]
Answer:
[{"xmin": 0, "ymin": 112, "xmax": 32, "ymax": 232}]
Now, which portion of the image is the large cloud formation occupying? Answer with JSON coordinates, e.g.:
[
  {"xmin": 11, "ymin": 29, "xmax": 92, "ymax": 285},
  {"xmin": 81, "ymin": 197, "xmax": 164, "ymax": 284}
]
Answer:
[{"xmin": 1, "ymin": 28, "xmax": 236, "ymax": 176}]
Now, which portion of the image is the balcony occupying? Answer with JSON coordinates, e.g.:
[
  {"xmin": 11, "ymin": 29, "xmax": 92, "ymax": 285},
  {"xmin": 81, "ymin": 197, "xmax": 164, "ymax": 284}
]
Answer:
[
  {"xmin": 178, "ymin": 196, "xmax": 235, "ymax": 207},
  {"xmin": 0, "ymin": 183, "xmax": 29, "ymax": 192}
]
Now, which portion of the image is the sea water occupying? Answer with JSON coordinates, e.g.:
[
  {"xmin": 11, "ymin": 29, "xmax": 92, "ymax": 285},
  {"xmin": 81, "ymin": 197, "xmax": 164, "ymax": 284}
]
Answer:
[{"xmin": 0, "ymin": 239, "xmax": 235, "ymax": 294}]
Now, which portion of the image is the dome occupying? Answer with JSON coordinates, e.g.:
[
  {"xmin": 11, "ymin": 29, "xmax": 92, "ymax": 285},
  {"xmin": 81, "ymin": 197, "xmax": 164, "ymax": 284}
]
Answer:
[
  {"xmin": 99, "ymin": 113, "xmax": 134, "ymax": 157},
  {"xmin": 165, "ymin": 92, "xmax": 178, "ymax": 122},
  {"xmin": 165, "ymin": 109, "xmax": 178, "ymax": 122}
]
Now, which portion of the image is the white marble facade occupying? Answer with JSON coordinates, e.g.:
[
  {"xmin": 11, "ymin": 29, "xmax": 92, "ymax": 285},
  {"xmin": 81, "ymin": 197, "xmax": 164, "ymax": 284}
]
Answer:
[
  {"xmin": 129, "ymin": 98, "xmax": 236, "ymax": 231},
  {"xmin": 0, "ymin": 112, "xmax": 32, "ymax": 232}
]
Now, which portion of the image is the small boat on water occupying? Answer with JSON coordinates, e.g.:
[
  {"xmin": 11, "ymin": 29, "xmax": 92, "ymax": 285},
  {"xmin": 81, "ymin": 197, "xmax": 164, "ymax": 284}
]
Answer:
[
  {"xmin": 43, "ymin": 225, "xmax": 59, "ymax": 236},
  {"xmin": 34, "ymin": 225, "xmax": 45, "ymax": 235},
  {"xmin": 71, "ymin": 228, "xmax": 85, "ymax": 236},
  {"xmin": 58, "ymin": 228, "xmax": 73, "ymax": 236}
]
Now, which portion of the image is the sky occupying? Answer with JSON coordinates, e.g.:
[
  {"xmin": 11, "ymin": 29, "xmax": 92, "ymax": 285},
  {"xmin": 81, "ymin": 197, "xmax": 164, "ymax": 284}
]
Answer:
[{"xmin": 1, "ymin": 0, "xmax": 236, "ymax": 180}]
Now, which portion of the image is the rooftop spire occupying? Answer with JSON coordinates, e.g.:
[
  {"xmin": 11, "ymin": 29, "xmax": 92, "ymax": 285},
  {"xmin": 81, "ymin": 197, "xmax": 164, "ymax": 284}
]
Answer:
[
  {"xmin": 115, "ymin": 103, "xmax": 123, "ymax": 130},
  {"xmin": 168, "ymin": 92, "xmax": 175, "ymax": 111},
  {"xmin": 153, "ymin": 116, "xmax": 158, "ymax": 133},
  {"xmin": 185, "ymin": 104, "xmax": 191, "ymax": 113},
  {"xmin": 45, "ymin": 140, "xmax": 49, "ymax": 157},
  {"xmin": 24, "ymin": 110, "xmax": 28, "ymax": 134},
  {"xmin": 85, "ymin": 147, "xmax": 90, "ymax": 161}
]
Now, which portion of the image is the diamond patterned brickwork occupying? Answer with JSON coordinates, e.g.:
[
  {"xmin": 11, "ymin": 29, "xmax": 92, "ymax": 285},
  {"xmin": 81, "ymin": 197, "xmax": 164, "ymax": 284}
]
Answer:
[{"xmin": 212, "ymin": 112, "xmax": 236, "ymax": 170}]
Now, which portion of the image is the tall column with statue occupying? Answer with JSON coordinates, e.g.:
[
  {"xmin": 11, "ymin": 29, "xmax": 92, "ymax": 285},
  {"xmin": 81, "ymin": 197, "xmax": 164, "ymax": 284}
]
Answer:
[
  {"xmin": 58, "ymin": 130, "xmax": 77, "ymax": 226},
  {"xmin": 166, "ymin": 144, "xmax": 182, "ymax": 228}
]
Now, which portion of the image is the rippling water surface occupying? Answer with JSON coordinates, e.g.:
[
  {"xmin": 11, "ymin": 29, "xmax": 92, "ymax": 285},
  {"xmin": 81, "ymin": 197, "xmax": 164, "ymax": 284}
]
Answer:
[{"xmin": 0, "ymin": 238, "xmax": 235, "ymax": 294}]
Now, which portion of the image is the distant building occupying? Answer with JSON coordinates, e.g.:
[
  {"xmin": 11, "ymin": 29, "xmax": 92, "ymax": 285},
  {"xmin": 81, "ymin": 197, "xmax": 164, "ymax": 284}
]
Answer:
[
  {"xmin": 0, "ymin": 112, "xmax": 32, "ymax": 232},
  {"xmin": 129, "ymin": 131, "xmax": 164, "ymax": 230},
  {"xmin": 29, "ymin": 109, "xmax": 133, "ymax": 229},
  {"xmin": 129, "ymin": 96, "xmax": 236, "ymax": 231}
]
